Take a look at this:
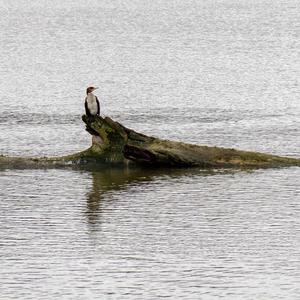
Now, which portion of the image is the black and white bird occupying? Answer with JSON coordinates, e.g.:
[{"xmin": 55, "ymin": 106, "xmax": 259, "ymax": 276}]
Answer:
[{"xmin": 85, "ymin": 86, "xmax": 100, "ymax": 116}]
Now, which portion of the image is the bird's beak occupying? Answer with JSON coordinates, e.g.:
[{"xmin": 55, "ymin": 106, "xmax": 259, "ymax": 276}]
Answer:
[{"xmin": 94, "ymin": 87, "xmax": 99, "ymax": 90}]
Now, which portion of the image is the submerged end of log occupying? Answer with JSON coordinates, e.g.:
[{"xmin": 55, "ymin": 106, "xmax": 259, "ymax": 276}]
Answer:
[{"xmin": 1, "ymin": 115, "xmax": 300, "ymax": 169}]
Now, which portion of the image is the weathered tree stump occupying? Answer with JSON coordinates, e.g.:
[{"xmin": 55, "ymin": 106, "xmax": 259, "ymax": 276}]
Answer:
[{"xmin": 0, "ymin": 115, "xmax": 299, "ymax": 169}]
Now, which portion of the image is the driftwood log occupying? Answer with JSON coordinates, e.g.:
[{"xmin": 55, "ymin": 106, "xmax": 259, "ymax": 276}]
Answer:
[{"xmin": 0, "ymin": 115, "xmax": 300, "ymax": 169}]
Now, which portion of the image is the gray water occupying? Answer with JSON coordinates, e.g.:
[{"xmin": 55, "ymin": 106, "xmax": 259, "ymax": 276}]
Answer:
[{"xmin": 0, "ymin": 0, "xmax": 299, "ymax": 299}]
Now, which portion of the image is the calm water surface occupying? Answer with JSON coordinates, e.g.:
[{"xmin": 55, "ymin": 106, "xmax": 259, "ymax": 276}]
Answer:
[{"xmin": 0, "ymin": 0, "xmax": 299, "ymax": 299}]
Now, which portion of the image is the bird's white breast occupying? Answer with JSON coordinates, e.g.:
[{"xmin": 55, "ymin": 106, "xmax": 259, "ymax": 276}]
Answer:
[{"xmin": 86, "ymin": 94, "xmax": 98, "ymax": 115}]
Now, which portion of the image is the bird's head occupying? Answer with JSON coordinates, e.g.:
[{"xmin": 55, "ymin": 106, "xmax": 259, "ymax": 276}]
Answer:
[{"xmin": 86, "ymin": 86, "xmax": 98, "ymax": 94}]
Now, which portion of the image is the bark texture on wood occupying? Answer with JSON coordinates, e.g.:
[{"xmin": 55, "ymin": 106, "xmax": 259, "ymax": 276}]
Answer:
[{"xmin": 81, "ymin": 115, "xmax": 300, "ymax": 168}]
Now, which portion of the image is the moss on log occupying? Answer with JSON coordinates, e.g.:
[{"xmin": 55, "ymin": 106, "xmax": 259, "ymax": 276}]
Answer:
[{"xmin": 0, "ymin": 115, "xmax": 299, "ymax": 169}]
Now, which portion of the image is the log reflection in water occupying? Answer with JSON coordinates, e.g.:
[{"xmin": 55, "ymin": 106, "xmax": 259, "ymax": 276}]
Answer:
[{"xmin": 84, "ymin": 167, "xmax": 237, "ymax": 226}]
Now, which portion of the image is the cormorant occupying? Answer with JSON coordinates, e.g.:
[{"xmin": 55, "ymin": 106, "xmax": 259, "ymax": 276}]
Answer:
[{"xmin": 85, "ymin": 86, "xmax": 100, "ymax": 116}]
